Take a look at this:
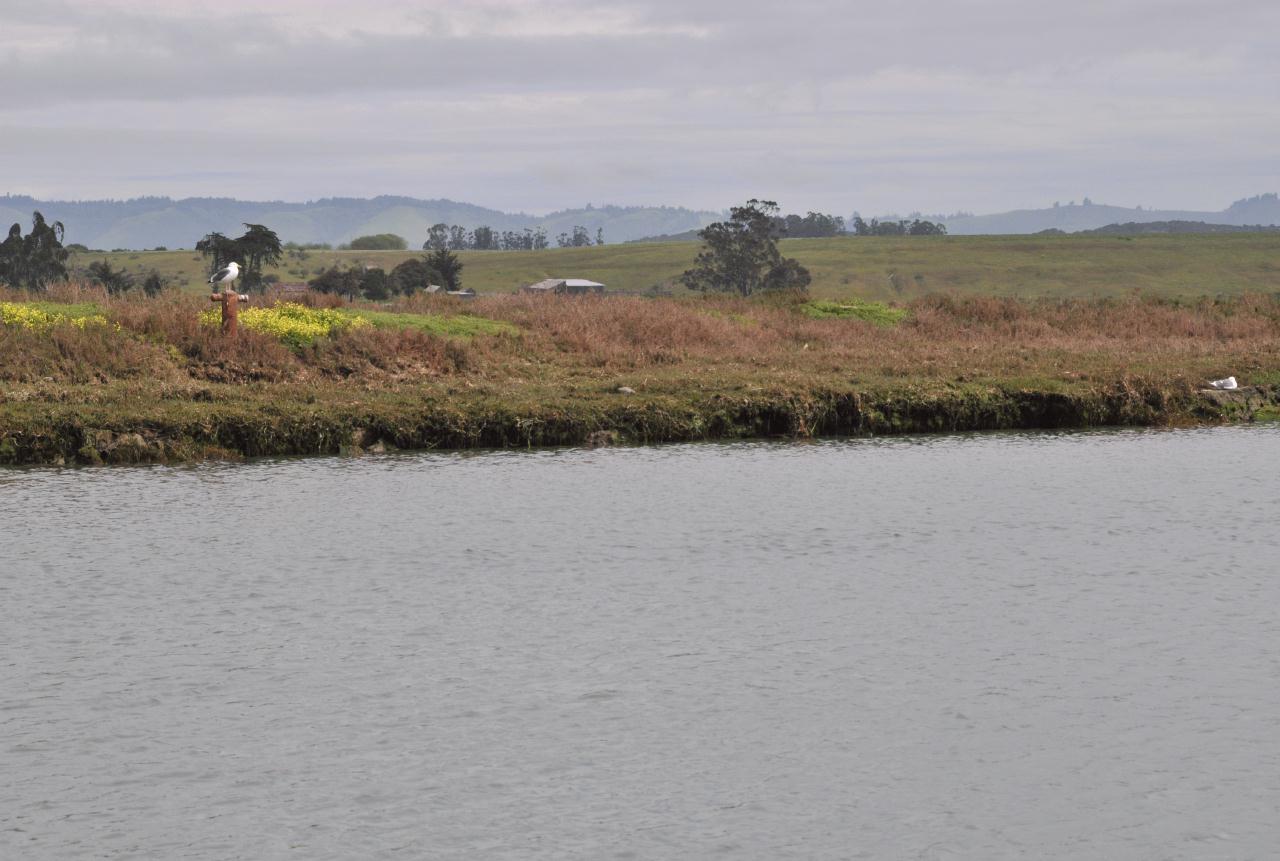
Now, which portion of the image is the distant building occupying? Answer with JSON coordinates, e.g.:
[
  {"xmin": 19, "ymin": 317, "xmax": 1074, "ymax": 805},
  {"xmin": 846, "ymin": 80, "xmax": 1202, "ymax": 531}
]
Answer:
[
  {"xmin": 520, "ymin": 278, "xmax": 606, "ymax": 295},
  {"xmin": 424, "ymin": 284, "xmax": 476, "ymax": 299}
]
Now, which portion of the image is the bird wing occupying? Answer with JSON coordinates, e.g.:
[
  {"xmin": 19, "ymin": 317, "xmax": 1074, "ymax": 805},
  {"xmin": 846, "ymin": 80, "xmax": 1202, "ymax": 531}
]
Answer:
[{"xmin": 210, "ymin": 267, "xmax": 233, "ymax": 283}]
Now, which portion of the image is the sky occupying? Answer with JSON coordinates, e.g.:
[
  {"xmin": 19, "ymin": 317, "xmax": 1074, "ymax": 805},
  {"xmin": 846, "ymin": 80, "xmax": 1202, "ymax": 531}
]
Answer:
[{"xmin": 1, "ymin": 0, "xmax": 1278, "ymax": 216}]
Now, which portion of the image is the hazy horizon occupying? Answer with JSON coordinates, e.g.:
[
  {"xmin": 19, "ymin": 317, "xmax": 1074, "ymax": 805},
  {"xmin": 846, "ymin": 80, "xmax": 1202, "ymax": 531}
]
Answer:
[{"xmin": 3, "ymin": 0, "xmax": 1278, "ymax": 216}]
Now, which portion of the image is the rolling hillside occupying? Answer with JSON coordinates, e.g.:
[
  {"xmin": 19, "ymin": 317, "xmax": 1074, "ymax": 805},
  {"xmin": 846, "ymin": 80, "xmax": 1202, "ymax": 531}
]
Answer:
[
  {"xmin": 942, "ymin": 194, "xmax": 1280, "ymax": 235},
  {"xmin": 69, "ymin": 232, "xmax": 1280, "ymax": 301}
]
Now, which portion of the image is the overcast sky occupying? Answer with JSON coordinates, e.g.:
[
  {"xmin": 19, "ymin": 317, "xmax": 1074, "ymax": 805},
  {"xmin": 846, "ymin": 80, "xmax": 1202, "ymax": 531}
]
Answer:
[{"xmin": 2, "ymin": 0, "xmax": 1277, "ymax": 215}]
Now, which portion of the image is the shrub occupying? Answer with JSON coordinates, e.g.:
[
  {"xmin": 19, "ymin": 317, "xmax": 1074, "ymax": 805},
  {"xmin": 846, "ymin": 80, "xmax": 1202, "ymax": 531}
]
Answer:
[
  {"xmin": 200, "ymin": 302, "xmax": 371, "ymax": 349},
  {"xmin": 346, "ymin": 233, "xmax": 408, "ymax": 251}
]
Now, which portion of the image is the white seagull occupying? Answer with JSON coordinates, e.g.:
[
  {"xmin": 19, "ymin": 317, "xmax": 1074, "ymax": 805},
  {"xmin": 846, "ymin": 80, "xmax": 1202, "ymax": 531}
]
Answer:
[{"xmin": 209, "ymin": 261, "xmax": 241, "ymax": 288}]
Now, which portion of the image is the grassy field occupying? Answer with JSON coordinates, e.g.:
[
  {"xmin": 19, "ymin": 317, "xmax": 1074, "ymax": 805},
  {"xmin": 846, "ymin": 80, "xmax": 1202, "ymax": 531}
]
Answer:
[{"xmin": 70, "ymin": 233, "xmax": 1280, "ymax": 300}]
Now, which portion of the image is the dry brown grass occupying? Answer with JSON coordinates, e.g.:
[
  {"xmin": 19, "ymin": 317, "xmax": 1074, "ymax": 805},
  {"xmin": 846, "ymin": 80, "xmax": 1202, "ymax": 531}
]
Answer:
[
  {"xmin": 302, "ymin": 325, "xmax": 472, "ymax": 379},
  {"xmin": 4, "ymin": 285, "xmax": 1280, "ymax": 392},
  {"xmin": 461, "ymin": 292, "xmax": 1280, "ymax": 390}
]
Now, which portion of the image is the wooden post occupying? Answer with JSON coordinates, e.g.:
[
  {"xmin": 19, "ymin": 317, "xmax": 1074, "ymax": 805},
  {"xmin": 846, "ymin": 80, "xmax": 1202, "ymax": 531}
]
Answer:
[{"xmin": 209, "ymin": 290, "xmax": 247, "ymax": 336}]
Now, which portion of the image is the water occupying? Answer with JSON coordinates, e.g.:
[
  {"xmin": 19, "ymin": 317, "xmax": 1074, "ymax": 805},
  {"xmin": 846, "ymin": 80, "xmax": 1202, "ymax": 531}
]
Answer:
[{"xmin": 2, "ymin": 426, "xmax": 1279, "ymax": 860}]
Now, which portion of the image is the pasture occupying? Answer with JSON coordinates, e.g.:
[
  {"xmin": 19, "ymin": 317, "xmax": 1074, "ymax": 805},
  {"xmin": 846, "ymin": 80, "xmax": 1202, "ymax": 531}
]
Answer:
[{"xmin": 68, "ymin": 233, "xmax": 1280, "ymax": 300}]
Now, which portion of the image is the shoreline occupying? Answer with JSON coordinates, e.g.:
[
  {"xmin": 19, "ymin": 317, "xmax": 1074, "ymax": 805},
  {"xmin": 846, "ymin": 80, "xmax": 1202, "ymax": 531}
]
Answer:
[{"xmin": 2, "ymin": 382, "xmax": 1276, "ymax": 467}]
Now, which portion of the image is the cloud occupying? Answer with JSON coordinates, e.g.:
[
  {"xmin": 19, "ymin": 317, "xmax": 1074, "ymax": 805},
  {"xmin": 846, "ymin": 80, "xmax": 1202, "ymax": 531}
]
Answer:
[{"xmin": 2, "ymin": 0, "xmax": 1277, "ymax": 213}]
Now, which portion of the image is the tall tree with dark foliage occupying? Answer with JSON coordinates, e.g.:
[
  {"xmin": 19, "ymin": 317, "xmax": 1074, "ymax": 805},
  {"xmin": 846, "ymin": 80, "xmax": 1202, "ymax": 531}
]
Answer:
[
  {"xmin": 0, "ymin": 212, "xmax": 70, "ymax": 291},
  {"xmin": 681, "ymin": 200, "xmax": 810, "ymax": 297}
]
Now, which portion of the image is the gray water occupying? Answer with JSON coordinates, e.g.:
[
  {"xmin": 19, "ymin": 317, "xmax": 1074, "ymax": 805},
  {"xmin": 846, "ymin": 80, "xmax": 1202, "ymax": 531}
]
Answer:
[{"xmin": 2, "ymin": 426, "xmax": 1279, "ymax": 860}]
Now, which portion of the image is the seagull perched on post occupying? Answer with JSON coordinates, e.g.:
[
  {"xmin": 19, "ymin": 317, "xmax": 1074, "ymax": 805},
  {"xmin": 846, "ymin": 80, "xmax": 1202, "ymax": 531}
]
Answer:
[{"xmin": 209, "ymin": 261, "xmax": 241, "ymax": 288}]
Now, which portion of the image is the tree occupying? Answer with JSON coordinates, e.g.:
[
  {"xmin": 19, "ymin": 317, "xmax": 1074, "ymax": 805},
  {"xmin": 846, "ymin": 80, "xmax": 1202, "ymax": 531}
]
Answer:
[
  {"xmin": 907, "ymin": 219, "xmax": 947, "ymax": 236},
  {"xmin": 308, "ymin": 266, "xmax": 362, "ymax": 299},
  {"xmin": 141, "ymin": 271, "xmax": 169, "ymax": 298},
  {"xmin": 426, "ymin": 245, "xmax": 463, "ymax": 291},
  {"xmin": 777, "ymin": 211, "xmax": 845, "ymax": 238},
  {"xmin": 596, "ymin": 227, "xmax": 605, "ymax": 246},
  {"xmin": 195, "ymin": 231, "xmax": 238, "ymax": 274},
  {"xmin": 85, "ymin": 260, "xmax": 134, "ymax": 295},
  {"xmin": 196, "ymin": 224, "xmax": 282, "ymax": 291},
  {"xmin": 359, "ymin": 267, "xmax": 391, "ymax": 300},
  {"xmin": 424, "ymin": 223, "xmax": 450, "ymax": 251},
  {"xmin": 680, "ymin": 199, "xmax": 810, "ymax": 297},
  {"xmin": 447, "ymin": 225, "xmax": 469, "ymax": 251},
  {"xmin": 0, "ymin": 212, "xmax": 70, "ymax": 290},
  {"xmin": 235, "ymin": 223, "xmax": 283, "ymax": 290},
  {"xmin": 0, "ymin": 223, "xmax": 26, "ymax": 287},
  {"xmin": 471, "ymin": 225, "xmax": 498, "ymax": 250},
  {"xmin": 390, "ymin": 258, "xmax": 439, "ymax": 295},
  {"xmin": 347, "ymin": 233, "xmax": 407, "ymax": 250}
]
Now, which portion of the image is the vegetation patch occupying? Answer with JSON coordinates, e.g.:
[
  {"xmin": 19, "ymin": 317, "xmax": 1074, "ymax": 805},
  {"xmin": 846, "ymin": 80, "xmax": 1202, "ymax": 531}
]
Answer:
[
  {"xmin": 4, "ymin": 286, "xmax": 1280, "ymax": 464},
  {"xmin": 354, "ymin": 309, "xmax": 518, "ymax": 339},
  {"xmin": 199, "ymin": 302, "xmax": 370, "ymax": 349},
  {"xmin": 1, "ymin": 301, "xmax": 112, "ymax": 332},
  {"xmin": 801, "ymin": 299, "xmax": 908, "ymax": 326}
]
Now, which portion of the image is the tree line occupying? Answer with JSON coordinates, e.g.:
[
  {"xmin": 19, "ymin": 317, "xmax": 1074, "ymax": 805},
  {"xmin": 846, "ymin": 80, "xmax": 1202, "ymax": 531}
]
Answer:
[
  {"xmin": 0, "ymin": 212, "xmax": 69, "ymax": 290},
  {"xmin": 678, "ymin": 201, "xmax": 947, "ymax": 298},
  {"xmin": 422, "ymin": 223, "xmax": 603, "ymax": 251},
  {"xmin": 849, "ymin": 216, "xmax": 947, "ymax": 236},
  {"xmin": 308, "ymin": 245, "xmax": 464, "ymax": 301},
  {"xmin": 0, "ymin": 211, "xmax": 169, "ymax": 295}
]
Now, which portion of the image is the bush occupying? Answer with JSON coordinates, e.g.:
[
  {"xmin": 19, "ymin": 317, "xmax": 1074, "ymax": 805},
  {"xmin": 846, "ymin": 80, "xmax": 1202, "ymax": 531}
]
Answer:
[{"xmin": 346, "ymin": 233, "xmax": 408, "ymax": 251}]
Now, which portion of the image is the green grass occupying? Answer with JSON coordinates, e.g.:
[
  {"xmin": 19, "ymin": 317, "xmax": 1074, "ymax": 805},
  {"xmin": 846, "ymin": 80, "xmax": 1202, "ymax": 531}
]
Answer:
[
  {"xmin": 800, "ymin": 300, "xmax": 908, "ymax": 326},
  {"xmin": 68, "ymin": 232, "xmax": 1280, "ymax": 300},
  {"xmin": 351, "ymin": 309, "xmax": 517, "ymax": 338},
  {"xmin": 21, "ymin": 300, "xmax": 103, "ymax": 319}
]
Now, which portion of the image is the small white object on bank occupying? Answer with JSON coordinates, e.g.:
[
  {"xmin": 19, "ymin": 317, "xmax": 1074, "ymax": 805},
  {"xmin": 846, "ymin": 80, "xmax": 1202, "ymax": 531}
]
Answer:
[{"xmin": 1209, "ymin": 376, "xmax": 1238, "ymax": 390}]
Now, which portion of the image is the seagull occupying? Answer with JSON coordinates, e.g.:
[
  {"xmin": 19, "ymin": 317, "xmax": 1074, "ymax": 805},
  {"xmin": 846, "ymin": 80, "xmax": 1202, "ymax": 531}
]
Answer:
[{"xmin": 209, "ymin": 261, "xmax": 241, "ymax": 288}]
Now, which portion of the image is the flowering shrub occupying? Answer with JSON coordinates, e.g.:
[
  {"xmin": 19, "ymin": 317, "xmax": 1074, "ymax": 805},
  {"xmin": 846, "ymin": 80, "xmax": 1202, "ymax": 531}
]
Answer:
[
  {"xmin": 200, "ymin": 302, "xmax": 371, "ymax": 348},
  {"xmin": 0, "ymin": 301, "xmax": 114, "ymax": 332}
]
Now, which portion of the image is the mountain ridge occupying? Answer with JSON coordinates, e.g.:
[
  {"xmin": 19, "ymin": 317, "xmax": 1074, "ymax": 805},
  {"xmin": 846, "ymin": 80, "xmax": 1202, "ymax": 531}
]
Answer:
[
  {"xmin": 941, "ymin": 194, "xmax": 1280, "ymax": 235},
  {"xmin": 0, "ymin": 194, "xmax": 722, "ymax": 250},
  {"xmin": 3, "ymin": 193, "xmax": 1278, "ymax": 247}
]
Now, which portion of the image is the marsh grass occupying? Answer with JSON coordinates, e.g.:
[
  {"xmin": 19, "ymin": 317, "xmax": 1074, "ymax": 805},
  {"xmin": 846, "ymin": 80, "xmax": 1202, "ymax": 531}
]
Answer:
[
  {"xmin": 2, "ymin": 285, "xmax": 1278, "ymax": 399},
  {"xmin": 4, "ymin": 285, "xmax": 1280, "ymax": 463}
]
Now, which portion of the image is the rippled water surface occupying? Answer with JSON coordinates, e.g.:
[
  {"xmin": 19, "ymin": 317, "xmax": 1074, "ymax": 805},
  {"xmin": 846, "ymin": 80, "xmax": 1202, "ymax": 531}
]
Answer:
[{"xmin": 3, "ymin": 426, "xmax": 1280, "ymax": 859}]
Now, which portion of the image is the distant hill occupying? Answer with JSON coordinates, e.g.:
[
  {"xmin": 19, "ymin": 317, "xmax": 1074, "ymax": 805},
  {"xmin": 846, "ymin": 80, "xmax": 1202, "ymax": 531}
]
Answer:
[
  {"xmin": 627, "ymin": 229, "xmax": 702, "ymax": 244},
  {"xmin": 6, "ymin": 191, "xmax": 1279, "ymax": 246},
  {"xmin": 0, "ymin": 195, "xmax": 721, "ymax": 250},
  {"xmin": 943, "ymin": 193, "xmax": 1280, "ymax": 235},
  {"xmin": 1082, "ymin": 220, "xmax": 1280, "ymax": 235}
]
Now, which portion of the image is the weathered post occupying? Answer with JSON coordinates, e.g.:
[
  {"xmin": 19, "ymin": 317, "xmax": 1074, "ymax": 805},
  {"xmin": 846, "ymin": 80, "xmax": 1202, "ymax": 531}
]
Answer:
[{"xmin": 209, "ymin": 290, "xmax": 249, "ymax": 336}]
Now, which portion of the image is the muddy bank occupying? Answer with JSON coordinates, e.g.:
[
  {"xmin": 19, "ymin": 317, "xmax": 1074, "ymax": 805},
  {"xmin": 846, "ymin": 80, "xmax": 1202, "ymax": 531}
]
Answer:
[{"xmin": 1, "ymin": 382, "xmax": 1276, "ymax": 467}]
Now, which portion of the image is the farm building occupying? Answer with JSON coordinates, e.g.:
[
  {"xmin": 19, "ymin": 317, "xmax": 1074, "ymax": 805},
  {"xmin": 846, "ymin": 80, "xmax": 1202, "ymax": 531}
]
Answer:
[{"xmin": 521, "ymin": 278, "xmax": 606, "ymax": 295}]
